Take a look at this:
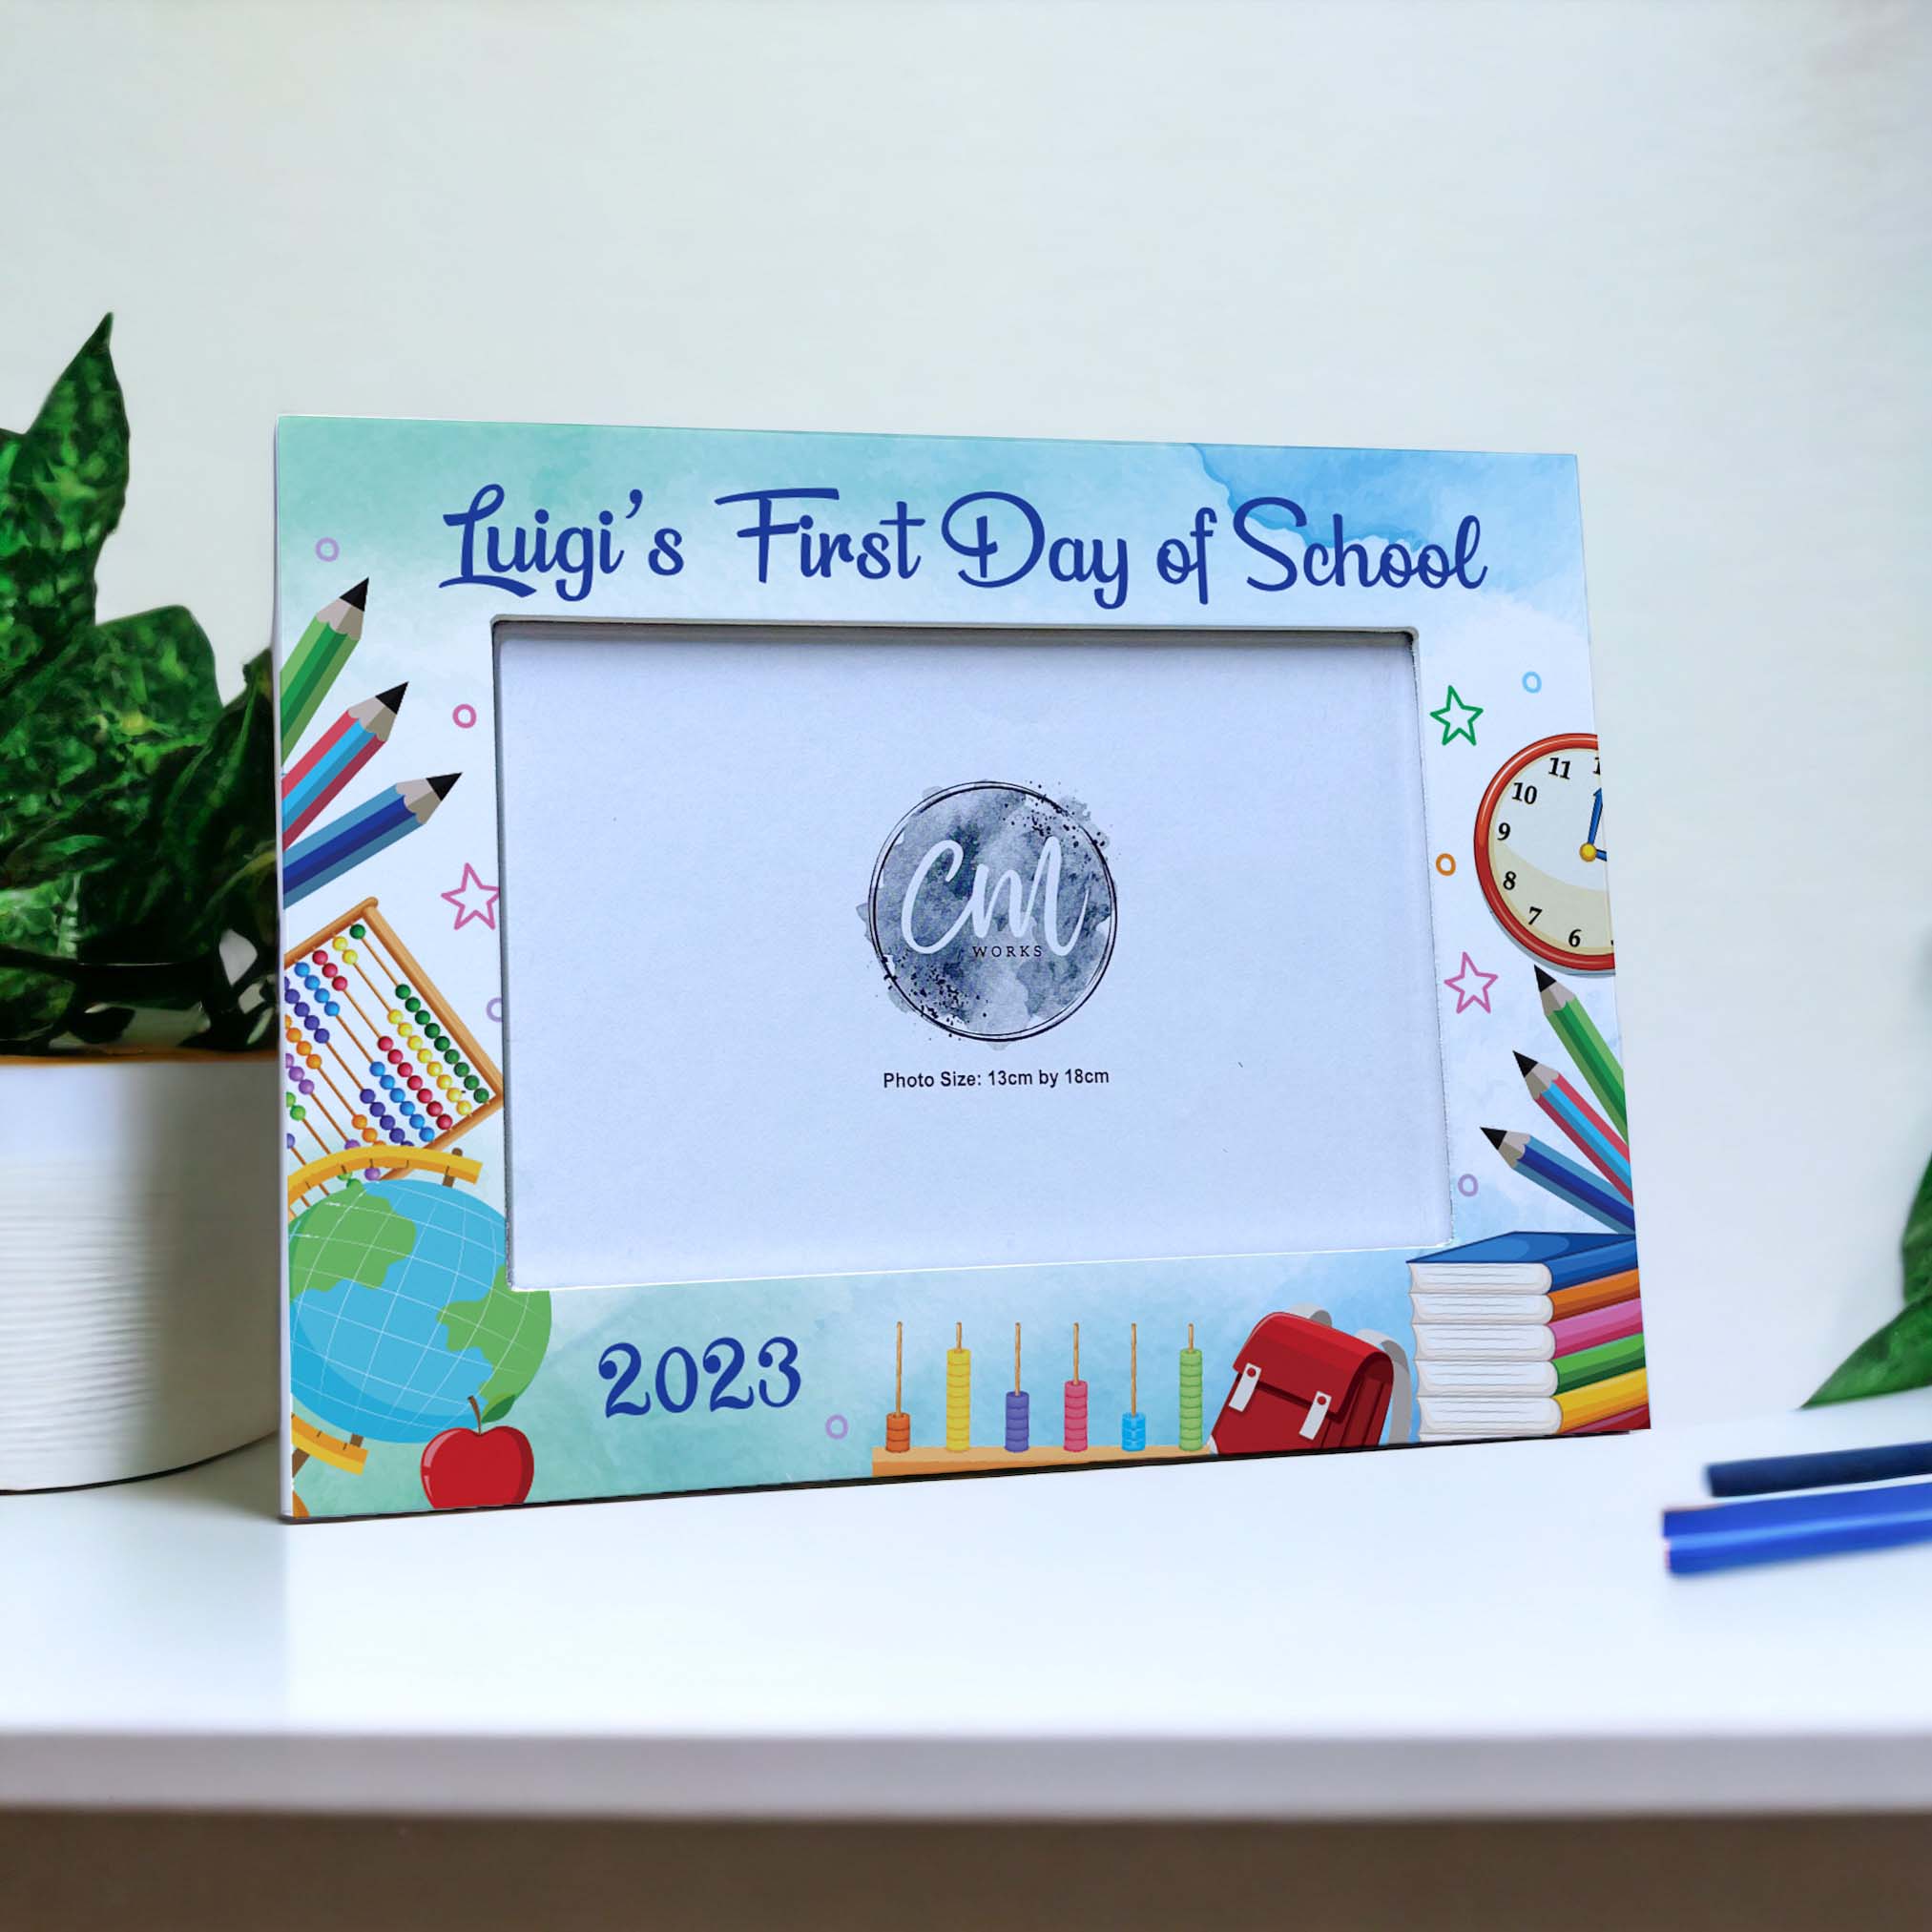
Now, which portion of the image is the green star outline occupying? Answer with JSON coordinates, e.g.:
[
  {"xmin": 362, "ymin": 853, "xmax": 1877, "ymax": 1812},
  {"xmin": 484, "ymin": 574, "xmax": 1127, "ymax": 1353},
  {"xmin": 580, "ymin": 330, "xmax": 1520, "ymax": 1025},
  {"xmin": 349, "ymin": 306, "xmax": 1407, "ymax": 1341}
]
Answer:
[{"xmin": 1429, "ymin": 684, "xmax": 1483, "ymax": 747}]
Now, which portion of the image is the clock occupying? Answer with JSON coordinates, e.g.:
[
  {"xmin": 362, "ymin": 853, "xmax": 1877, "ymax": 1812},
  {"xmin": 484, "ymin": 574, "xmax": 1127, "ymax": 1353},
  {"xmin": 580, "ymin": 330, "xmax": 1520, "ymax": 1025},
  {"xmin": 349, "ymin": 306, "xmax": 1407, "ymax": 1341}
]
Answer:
[{"xmin": 1472, "ymin": 732, "xmax": 1615, "ymax": 972}]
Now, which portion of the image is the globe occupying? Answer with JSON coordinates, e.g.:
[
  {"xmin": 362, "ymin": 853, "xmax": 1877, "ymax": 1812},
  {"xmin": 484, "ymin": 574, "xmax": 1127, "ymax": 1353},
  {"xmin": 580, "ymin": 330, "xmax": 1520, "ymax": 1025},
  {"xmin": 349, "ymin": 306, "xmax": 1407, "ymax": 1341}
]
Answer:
[{"xmin": 288, "ymin": 1177, "xmax": 551, "ymax": 1444}]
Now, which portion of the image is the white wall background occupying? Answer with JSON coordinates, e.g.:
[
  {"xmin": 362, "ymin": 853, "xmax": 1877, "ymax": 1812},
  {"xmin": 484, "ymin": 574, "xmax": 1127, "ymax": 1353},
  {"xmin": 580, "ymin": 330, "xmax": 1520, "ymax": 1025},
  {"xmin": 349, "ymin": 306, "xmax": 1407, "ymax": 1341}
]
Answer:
[{"xmin": 3, "ymin": 0, "xmax": 1926, "ymax": 1423}]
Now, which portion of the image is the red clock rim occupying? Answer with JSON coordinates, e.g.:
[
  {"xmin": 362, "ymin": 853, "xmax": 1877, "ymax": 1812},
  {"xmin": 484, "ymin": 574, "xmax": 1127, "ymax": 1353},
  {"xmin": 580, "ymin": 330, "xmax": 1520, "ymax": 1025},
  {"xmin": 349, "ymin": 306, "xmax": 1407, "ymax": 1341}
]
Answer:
[{"xmin": 1471, "ymin": 731, "xmax": 1615, "ymax": 973}]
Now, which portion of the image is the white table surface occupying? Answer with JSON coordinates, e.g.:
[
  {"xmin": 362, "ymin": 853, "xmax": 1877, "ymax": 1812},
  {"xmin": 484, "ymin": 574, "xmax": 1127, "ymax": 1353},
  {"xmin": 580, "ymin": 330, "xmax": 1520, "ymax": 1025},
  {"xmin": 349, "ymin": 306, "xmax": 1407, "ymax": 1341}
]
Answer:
[{"xmin": 9, "ymin": 1393, "xmax": 1932, "ymax": 1819}]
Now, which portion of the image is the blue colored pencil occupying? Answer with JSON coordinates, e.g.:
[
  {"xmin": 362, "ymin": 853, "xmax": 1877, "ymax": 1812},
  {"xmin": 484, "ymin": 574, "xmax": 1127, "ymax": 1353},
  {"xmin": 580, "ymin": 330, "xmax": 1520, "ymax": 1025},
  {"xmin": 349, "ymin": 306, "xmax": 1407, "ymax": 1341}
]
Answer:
[
  {"xmin": 1707, "ymin": 1438, "xmax": 1932, "ymax": 1498},
  {"xmin": 1483, "ymin": 1127, "xmax": 1635, "ymax": 1232},
  {"xmin": 1668, "ymin": 1507, "xmax": 1932, "ymax": 1576},
  {"xmin": 281, "ymin": 683, "xmax": 407, "ymax": 846},
  {"xmin": 1515, "ymin": 1052, "xmax": 1632, "ymax": 1199},
  {"xmin": 1667, "ymin": 1476, "xmax": 1932, "ymax": 1542},
  {"xmin": 283, "ymin": 774, "xmax": 459, "ymax": 906}
]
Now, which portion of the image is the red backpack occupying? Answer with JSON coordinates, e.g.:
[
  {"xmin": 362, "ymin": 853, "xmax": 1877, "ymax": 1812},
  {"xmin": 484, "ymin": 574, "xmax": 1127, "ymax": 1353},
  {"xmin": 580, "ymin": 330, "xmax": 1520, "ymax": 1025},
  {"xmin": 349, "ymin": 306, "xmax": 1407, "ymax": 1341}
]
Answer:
[{"xmin": 1210, "ymin": 1307, "xmax": 1413, "ymax": 1456}]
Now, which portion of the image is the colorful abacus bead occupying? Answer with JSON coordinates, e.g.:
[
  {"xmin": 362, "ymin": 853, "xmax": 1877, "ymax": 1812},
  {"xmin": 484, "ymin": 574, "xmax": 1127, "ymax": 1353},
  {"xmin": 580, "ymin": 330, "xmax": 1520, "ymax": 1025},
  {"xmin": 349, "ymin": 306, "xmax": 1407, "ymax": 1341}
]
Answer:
[
  {"xmin": 1178, "ymin": 1345, "xmax": 1205, "ymax": 1452},
  {"xmin": 1004, "ymin": 1389, "xmax": 1030, "ymax": 1454},
  {"xmin": 884, "ymin": 1410, "xmax": 911, "ymax": 1453},
  {"xmin": 1121, "ymin": 1412, "xmax": 1147, "ymax": 1453},
  {"xmin": 1063, "ymin": 1379, "xmax": 1089, "ymax": 1452}
]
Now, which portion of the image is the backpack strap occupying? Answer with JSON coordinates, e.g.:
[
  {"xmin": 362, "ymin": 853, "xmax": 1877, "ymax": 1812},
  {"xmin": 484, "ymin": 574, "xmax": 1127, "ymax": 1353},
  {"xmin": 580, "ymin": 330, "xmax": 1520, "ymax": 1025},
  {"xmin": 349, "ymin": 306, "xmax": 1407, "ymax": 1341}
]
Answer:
[
  {"xmin": 1284, "ymin": 1304, "xmax": 1333, "ymax": 1327},
  {"xmin": 1355, "ymin": 1330, "xmax": 1414, "ymax": 1446}
]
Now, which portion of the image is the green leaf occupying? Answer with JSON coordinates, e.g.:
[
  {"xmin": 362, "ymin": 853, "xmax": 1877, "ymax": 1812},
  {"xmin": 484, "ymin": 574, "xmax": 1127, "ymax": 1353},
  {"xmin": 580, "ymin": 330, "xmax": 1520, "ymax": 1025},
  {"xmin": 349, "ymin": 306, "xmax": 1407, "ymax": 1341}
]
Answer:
[
  {"xmin": 1807, "ymin": 1299, "xmax": 1932, "ymax": 1406},
  {"xmin": 0, "ymin": 878, "xmax": 73, "ymax": 1044},
  {"xmin": 73, "ymin": 648, "xmax": 273, "ymax": 961},
  {"xmin": 0, "ymin": 315, "xmax": 128, "ymax": 688},
  {"xmin": 1901, "ymin": 1150, "xmax": 1932, "ymax": 1305}
]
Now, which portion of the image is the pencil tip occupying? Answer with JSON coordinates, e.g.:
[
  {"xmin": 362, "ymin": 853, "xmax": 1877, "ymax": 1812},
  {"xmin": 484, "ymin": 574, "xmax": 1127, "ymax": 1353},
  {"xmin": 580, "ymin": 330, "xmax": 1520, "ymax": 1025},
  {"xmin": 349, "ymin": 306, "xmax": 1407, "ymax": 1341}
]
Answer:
[
  {"xmin": 342, "ymin": 578, "xmax": 369, "ymax": 611},
  {"xmin": 427, "ymin": 772, "xmax": 461, "ymax": 799},
  {"xmin": 1533, "ymin": 966, "xmax": 1555, "ymax": 991},
  {"xmin": 1513, "ymin": 1050, "xmax": 1536, "ymax": 1074},
  {"xmin": 1482, "ymin": 1126, "xmax": 1506, "ymax": 1148},
  {"xmin": 376, "ymin": 682, "xmax": 407, "ymax": 711}
]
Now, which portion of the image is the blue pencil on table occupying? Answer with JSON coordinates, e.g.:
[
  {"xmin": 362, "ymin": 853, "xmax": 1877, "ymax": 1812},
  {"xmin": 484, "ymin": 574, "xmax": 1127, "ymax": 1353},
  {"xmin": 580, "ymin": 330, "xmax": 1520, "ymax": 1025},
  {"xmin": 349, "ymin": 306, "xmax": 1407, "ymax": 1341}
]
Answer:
[
  {"xmin": 283, "ymin": 774, "xmax": 459, "ymax": 905},
  {"xmin": 1667, "ymin": 1475, "xmax": 1932, "ymax": 1542},
  {"xmin": 1482, "ymin": 1127, "xmax": 1635, "ymax": 1232},
  {"xmin": 1706, "ymin": 1438, "xmax": 1932, "ymax": 1498},
  {"xmin": 1668, "ymin": 1501, "xmax": 1932, "ymax": 1576}
]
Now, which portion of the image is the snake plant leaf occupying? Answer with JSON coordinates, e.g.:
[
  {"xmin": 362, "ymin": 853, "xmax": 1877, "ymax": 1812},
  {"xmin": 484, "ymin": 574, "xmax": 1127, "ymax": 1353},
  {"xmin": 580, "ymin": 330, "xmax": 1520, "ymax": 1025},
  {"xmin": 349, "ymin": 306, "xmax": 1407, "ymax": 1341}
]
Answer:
[
  {"xmin": 0, "ymin": 315, "xmax": 128, "ymax": 687},
  {"xmin": 1807, "ymin": 1152, "xmax": 1932, "ymax": 1404}
]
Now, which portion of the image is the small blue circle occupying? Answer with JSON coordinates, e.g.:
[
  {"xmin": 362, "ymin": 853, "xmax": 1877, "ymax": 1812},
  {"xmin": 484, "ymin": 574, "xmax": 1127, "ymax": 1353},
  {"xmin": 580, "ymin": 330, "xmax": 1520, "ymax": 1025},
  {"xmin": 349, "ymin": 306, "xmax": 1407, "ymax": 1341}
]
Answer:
[{"xmin": 1522, "ymin": 672, "xmax": 1542, "ymax": 694}]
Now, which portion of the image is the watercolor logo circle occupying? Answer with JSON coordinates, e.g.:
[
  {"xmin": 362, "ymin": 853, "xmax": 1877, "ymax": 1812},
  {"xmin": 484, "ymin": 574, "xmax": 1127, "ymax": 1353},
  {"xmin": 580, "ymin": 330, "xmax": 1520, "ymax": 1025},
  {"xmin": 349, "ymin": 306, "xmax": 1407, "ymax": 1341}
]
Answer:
[{"xmin": 867, "ymin": 782, "xmax": 1116, "ymax": 1043}]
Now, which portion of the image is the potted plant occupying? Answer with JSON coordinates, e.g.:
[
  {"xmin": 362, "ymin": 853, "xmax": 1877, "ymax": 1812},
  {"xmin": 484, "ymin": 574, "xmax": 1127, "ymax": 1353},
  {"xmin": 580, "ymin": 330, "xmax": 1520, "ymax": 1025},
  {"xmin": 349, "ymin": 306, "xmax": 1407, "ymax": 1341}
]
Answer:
[{"xmin": 0, "ymin": 318, "xmax": 278, "ymax": 1489}]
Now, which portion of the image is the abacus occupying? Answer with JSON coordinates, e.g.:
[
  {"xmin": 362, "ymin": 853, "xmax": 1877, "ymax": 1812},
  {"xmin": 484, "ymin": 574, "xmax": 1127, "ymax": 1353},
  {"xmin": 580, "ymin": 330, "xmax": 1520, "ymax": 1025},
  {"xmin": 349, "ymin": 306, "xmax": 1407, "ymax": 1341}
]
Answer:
[
  {"xmin": 873, "ymin": 1319, "xmax": 1215, "ymax": 1474},
  {"xmin": 280, "ymin": 895, "xmax": 502, "ymax": 1204}
]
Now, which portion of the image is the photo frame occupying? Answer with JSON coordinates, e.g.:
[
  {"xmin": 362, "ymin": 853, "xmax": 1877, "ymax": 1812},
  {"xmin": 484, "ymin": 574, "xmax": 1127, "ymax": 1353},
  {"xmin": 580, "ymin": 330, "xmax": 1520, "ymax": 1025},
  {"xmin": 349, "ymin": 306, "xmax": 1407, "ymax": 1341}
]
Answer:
[{"xmin": 276, "ymin": 422, "xmax": 1641, "ymax": 1519}]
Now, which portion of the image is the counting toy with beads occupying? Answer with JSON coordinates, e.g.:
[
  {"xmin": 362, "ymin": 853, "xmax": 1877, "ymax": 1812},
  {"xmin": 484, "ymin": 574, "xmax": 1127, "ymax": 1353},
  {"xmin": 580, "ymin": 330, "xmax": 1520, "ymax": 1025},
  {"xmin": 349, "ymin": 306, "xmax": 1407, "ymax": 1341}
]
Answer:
[
  {"xmin": 275, "ymin": 414, "xmax": 1637, "ymax": 1521},
  {"xmin": 872, "ymin": 1320, "xmax": 1213, "ymax": 1474},
  {"xmin": 279, "ymin": 897, "xmax": 500, "ymax": 1189}
]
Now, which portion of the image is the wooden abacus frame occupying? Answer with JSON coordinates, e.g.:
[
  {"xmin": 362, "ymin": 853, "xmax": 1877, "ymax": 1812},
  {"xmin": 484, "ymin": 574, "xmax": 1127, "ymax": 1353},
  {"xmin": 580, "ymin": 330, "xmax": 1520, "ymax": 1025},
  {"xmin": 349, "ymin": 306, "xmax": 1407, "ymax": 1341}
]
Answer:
[{"xmin": 280, "ymin": 895, "xmax": 504, "ymax": 1175}]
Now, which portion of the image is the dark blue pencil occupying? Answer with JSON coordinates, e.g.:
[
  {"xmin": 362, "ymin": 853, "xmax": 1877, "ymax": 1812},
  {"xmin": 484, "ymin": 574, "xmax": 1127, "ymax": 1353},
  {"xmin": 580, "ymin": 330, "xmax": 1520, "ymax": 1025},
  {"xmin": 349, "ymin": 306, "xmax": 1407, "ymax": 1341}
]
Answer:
[
  {"xmin": 1483, "ymin": 1127, "xmax": 1635, "ymax": 1232},
  {"xmin": 1667, "ymin": 1475, "xmax": 1932, "ymax": 1541},
  {"xmin": 1669, "ymin": 1508, "xmax": 1932, "ymax": 1576},
  {"xmin": 1706, "ymin": 1439, "xmax": 1932, "ymax": 1498}
]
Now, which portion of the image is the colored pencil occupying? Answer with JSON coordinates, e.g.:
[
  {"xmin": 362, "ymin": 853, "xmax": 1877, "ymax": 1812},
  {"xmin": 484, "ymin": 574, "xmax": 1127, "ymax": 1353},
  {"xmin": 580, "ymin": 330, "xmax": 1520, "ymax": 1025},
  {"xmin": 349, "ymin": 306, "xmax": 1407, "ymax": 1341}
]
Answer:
[
  {"xmin": 1668, "ymin": 1507, "xmax": 1932, "ymax": 1576},
  {"xmin": 281, "ymin": 682, "xmax": 407, "ymax": 846},
  {"xmin": 1484, "ymin": 1127, "xmax": 1635, "ymax": 1232},
  {"xmin": 1514, "ymin": 1051, "xmax": 1631, "ymax": 1199},
  {"xmin": 1556, "ymin": 1366, "xmax": 1646, "ymax": 1431},
  {"xmin": 280, "ymin": 578, "xmax": 368, "ymax": 758},
  {"xmin": 283, "ymin": 774, "xmax": 459, "ymax": 905},
  {"xmin": 1535, "ymin": 966, "xmax": 1627, "ymax": 1137},
  {"xmin": 1550, "ymin": 1295, "xmax": 1644, "ymax": 1357},
  {"xmin": 1668, "ymin": 1475, "xmax": 1932, "ymax": 1543},
  {"xmin": 1547, "ymin": 1269, "xmax": 1640, "ymax": 1321},
  {"xmin": 1554, "ymin": 1332, "xmax": 1645, "ymax": 1393},
  {"xmin": 1572, "ymin": 1402, "xmax": 1649, "ymax": 1436},
  {"xmin": 1706, "ymin": 1438, "xmax": 1932, "ymax": 1499}
]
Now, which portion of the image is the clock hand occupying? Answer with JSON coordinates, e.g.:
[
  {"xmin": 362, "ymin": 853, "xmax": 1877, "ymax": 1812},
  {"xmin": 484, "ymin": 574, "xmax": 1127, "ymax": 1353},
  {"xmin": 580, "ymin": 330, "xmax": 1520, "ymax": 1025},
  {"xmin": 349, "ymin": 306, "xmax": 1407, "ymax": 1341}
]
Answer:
[{"xmin": 1578, "ymin": 787, "xmax": 1607, "ymax": 862}]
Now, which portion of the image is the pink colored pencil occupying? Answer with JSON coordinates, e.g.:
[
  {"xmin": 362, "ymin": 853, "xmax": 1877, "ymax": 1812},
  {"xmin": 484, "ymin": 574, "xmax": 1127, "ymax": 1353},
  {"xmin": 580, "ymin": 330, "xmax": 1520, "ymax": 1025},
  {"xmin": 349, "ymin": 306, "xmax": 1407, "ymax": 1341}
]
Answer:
[{"xmin": 1549, "ymin": 1295, "xmax": 1644, "ymax": 1359}]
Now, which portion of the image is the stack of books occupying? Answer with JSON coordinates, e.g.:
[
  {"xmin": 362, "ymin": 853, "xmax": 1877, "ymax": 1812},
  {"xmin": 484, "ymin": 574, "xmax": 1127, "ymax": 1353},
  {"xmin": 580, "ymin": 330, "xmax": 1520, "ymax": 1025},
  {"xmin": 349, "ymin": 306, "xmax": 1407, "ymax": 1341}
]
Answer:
[{"xmin": 1407, "ymin": 1230, "xmax": 1646, "ymax": 1443}]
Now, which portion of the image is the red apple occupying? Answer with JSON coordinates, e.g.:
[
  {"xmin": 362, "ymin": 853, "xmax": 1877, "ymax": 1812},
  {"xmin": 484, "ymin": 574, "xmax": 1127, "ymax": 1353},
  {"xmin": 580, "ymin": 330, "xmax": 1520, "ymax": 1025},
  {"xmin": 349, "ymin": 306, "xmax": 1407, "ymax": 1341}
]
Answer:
[{"xmin": 421, "ymin": 1419, "xmax": 534, "ymax": 1509}]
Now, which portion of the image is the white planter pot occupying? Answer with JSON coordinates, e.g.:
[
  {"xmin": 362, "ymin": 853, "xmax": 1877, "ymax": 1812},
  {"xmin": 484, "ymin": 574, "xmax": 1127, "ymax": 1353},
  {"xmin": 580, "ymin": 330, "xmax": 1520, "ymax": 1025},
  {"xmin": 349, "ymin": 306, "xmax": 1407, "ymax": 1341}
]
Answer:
[{"xmin": 0, "ymin": 1055, "xmax": 278, "ymax": 1490}]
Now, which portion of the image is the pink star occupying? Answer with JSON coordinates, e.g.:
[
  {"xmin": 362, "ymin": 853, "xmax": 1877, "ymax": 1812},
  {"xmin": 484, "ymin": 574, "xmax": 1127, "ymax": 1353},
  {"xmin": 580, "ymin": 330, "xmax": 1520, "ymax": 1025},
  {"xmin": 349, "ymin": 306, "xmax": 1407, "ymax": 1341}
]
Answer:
[
  {"xmin": 1443, "ymin": 951, "xmax": 1498, "ymax": 1014},
  {"xmin": 441, "ymin": 862, "xmax": 500, "ymax": 931}
]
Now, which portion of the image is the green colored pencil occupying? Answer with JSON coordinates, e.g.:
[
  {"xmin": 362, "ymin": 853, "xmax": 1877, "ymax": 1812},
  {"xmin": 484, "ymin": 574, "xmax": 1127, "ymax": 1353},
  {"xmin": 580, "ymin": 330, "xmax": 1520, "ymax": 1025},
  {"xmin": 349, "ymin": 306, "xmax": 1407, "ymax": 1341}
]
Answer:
[
  {"xmin": 280, "ymin": 578, "xmax": 368, "ymax": 758},
  {"xmin": 1535, "ymin": 966, "xmax": 1627, "ymax": 1137},
  {"xmin": 1554, "ymin": 1332, "xmax": 1645, "ymax": 1395}
]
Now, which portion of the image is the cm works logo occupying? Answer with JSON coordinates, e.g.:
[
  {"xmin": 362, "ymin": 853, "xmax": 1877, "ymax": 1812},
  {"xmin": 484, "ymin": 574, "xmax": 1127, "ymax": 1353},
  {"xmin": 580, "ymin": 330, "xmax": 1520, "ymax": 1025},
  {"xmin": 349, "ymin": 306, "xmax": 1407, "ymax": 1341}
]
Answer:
[{"xmin": 866, "ymin": 782, "xmax": 1116, "ymax": 1043}]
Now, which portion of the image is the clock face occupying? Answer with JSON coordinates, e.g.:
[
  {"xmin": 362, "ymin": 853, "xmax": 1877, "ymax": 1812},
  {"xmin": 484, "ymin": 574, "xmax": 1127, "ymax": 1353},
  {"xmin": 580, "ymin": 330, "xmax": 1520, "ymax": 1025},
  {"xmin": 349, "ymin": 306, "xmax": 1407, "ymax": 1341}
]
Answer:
[{"xmin": 1473, "ymin": 733, "xmax": 1615, "ymax": 971}]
